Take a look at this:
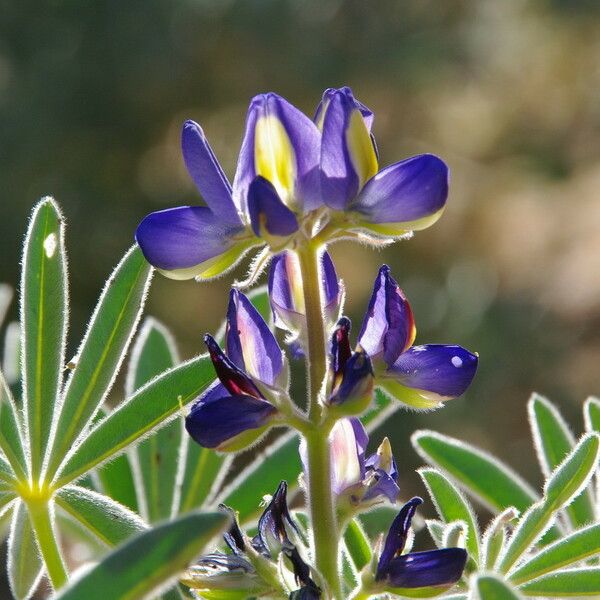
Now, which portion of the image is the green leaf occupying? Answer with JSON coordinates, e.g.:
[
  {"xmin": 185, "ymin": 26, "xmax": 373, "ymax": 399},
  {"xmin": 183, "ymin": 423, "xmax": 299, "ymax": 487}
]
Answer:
[
  {"xmin": 178, "ymin": 447, "xmax": 232, "ymax": 514},
  {"xmin": 510, "ymin": 523, "xmax": 600, "ymax": 584},
  {"xmin": 584, "ymin": 396, "xmax": 600, "ymax": 433},
  {"xmin": 0, "ymin": 370, "xmax": 28, "ymax": 481},
  {"xmin": 481, "ymin": 507, "xmax": 519, "ymax": 570},
  {"xmin": 46, "ymin": 245, "xmax": 153, "ymax": 480},
  {"xmin": 412, "ymin": 430, "xmax": 538, "ymax": 514},
  {"xmin": 95, "ymin": 453, "xmax": 139, "ymax": 513},
  {"xmin": 471, "ymin": 574, "xmax": 523, "ymax": 600},
  {"xmin": 55, "ymin": 486, "xmax": 146, "ymax": 547},
  {"xmin": 528, "ymin": 394, "xmax": 595, "ymax": 528},
  {"xmin": 8, "ymin": 501, "xmax": 43, "ymax": 600},
  {"xmin": 497, "ymin": 433, "xmax": 600, "ymax": 573},
  {"xmin": 126, "ymin": 318, "xmax": 181, "ymax": 522},
  {"xmin": 519, "ymin": 567, "xmax": 600, "ymax": 596},
  {"xmin": 418, "ymin": 468, "xmax": 480, "ymax": 564},
  {"xmin": 54, "ymin": 354, "xmax": 213, "ymax": 487},
  {"xmin": 54, "ymin": 510, "xmax": 228, "ymax": 600},
  {"xmin": 344, "ymin": 518, "xmax": 372, "ymax": 572},
  {"xmin": 217, "ymin": 389, "xmax": 399, "ymax": 523},
  {"xmin": 21, "ymin": 198, "xmax": 68, "ymax": 479},
  {"xmin": 0, "ymin": 455, "xmax": 17, "ymax": 485},
  {"xmin": 425, "ymin": 519, "xmax": 445, "ymax": 548}
]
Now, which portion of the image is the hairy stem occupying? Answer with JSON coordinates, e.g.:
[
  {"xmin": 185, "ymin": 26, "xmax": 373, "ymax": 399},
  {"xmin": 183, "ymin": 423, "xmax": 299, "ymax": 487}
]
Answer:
[
  {"xmin": 297, "ymin": 242, "xmax": 343, "ymax": 599},
  {"xmin": 26, "ymin": 499, "xmax": 68, "ymax": 590}
]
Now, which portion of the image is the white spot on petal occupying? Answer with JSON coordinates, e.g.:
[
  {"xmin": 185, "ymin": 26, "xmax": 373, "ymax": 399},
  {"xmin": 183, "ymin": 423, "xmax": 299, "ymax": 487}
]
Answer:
[
  {"xmin": 451, "ymin": 356, "xmax": 463, "ymax": 368},
  {"xmin": 43, "ymin": 233, "xmax": 57, "ymax": 258}
]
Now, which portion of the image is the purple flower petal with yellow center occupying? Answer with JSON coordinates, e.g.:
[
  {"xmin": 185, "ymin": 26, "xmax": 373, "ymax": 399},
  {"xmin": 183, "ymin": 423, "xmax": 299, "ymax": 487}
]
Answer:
[
  {"xmin": 226, "ymin": 289, "xmax": 283, "ymax": 387},
  {"xmin": 135, "ymin": 206, "xmax": 247, "ymax": 280},
  {"xmin": 316, "ymin": 87, "xmax": 378, "ymax": 210},
  {"xmin": 363, "ymin": 438, "xmax": 400, "ymax": 503},
  {"xmin": 387, "ymin": 344, "xmax": 478, "ymax": 402},
  {"xmin": 185, "ymin": 382, "xmax": 276, "ymax": 450},
  {"xmin": 233, "ymin": 93, "xmax": 321, "ymax": 213},
  {"xmin": 358, "ymin": 265, "xmax": 416, "ymax": 365},
  {"xmin": 377, "ymin": 497, "xmax": 467, "ymax": 591},
  {"xmin": 247, "ymin": 176, "xmax": 299, "ymax": 239},
  {"xmin": 352, "ymin": 154, "xmax": 449, "ymax": 236},
  {"xmin": 181, "ymin": 120, "xmax": 242, "ymax": 226}
]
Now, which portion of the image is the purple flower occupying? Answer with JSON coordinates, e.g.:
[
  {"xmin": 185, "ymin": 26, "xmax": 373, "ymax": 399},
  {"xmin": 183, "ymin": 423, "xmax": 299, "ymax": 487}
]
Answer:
[
  {"xmin": 185, "ymin": 289, "xmax": 285, "ymax": 451},
  {"xmin": 268, "ymin": 250, "xmax": 343, "ymax": 337},
  {"xmin": 301, "ymin": 417, "xmax": 400, "ymax": 508},
  {"xmin": 358, "ymin": 265, "xmax": 478, "ymax": 409},
  {"xmin": 315, "ymin": 87, "xmax": 449, "ymax": 237},
  {"xmin": 376, "ymin": 497, "xmax": 467, "ymax": 592},
  {"xmin": 136, "ymin": 88, "xmax": 449, "ymax": 279}
]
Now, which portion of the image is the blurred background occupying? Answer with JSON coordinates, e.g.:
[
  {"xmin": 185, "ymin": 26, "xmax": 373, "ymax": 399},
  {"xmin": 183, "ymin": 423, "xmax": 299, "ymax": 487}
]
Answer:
[{"xmin": 1, "ymin": 0, "xmax": 600, "ymax": 545}]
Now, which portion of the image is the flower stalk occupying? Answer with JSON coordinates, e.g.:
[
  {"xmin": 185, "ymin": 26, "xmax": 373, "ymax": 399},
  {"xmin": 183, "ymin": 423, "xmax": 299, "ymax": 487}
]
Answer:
[{"xmin": 298, "ymin": 241, "xmax": 343, "ymax": 599}]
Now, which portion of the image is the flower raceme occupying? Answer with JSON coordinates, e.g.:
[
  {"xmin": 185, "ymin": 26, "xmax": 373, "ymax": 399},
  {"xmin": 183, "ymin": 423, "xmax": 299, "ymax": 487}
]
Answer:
[{"xmin": 135, "ymin": 87, "xmax": 450, "ymax": 280}]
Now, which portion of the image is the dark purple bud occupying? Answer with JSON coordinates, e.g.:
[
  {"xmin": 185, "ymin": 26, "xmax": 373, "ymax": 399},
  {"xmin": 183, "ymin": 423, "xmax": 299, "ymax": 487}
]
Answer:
[
  {"xmin": 204, "ymin": 334, "xmax": 262, "ymax": 399},
  {"xmin": 330, "ymin": 317, "xmax": 352, "ymax": 380},
  {"xmin": 253, "ymin": 481, "xmax": 300, "ymax": 558},
  {"xmin": 378, "ymin": 497, "xmax": 423, "ymax": 574}
]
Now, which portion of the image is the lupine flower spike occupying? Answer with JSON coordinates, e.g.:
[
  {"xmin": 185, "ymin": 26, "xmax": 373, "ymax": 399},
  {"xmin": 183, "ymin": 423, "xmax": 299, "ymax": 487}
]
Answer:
[
  {"xmin": 374, "ymin": 497, "xmax": 467, "ymax": 595},
  {"xmin": 359, "ymin": 265, "xmax": 478, "ymax": 409},
  {"xmin": 136, "ymin": 87, "xmax": 449, "ymax": 281}
]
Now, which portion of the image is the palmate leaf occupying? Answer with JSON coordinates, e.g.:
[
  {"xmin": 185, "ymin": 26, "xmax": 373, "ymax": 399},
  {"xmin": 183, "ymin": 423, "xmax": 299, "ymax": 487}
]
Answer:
[
  {"xmin": 126, "ymin": 318, "xmax": 182, "ymax": 522},
  {"xmin": 54, "ymin": 510, "xmax": 228, "ymax": 600},
  {"xmin": 215, "ymin": 389, "xmax": 398, "ymax": 523},
  {"xmin": 8, "ymin": 501, "xmax": 43, "ymax": 600},
  {"xmin": 528, "ymin": 394, "xmax": 595, "ymax": 528},
  {"xmin": 45, "ymin": 245, "xmax": 153, "ymax": 481},
  {"xmin": 497, "ymin": 433, "xmax": 600, "ymax": 574},
  {"xmin": 20, "ymin": 198, "xmax": 68, "ymax": 479},
  {"xmin": 419, "ymin": 467, "xmax": 480, "ymax": 565}
]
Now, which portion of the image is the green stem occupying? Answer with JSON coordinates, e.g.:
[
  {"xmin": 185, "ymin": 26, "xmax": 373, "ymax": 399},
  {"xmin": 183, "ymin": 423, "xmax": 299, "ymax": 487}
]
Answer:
[
  {"xmin": 297, "ymin": 243, "xmax": 343, "ymax": 600},
  {"xmin": 26, "ymin": 499, "xmax": 68, "ymax": 590}
]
